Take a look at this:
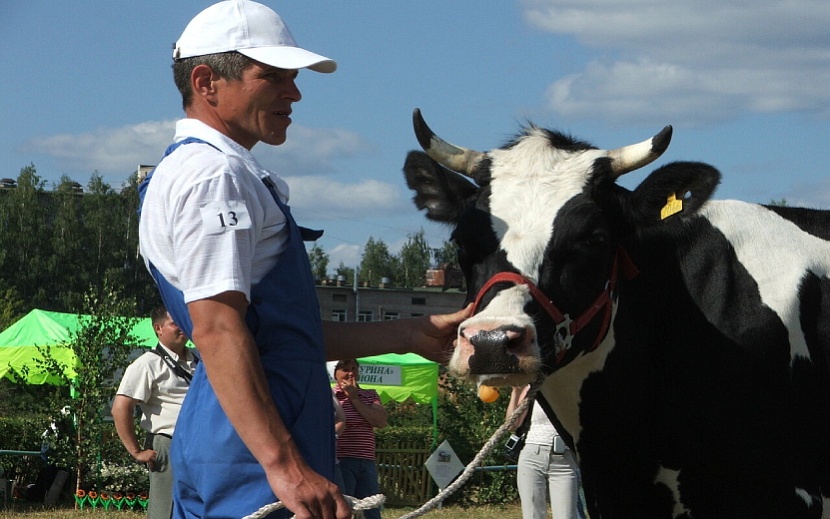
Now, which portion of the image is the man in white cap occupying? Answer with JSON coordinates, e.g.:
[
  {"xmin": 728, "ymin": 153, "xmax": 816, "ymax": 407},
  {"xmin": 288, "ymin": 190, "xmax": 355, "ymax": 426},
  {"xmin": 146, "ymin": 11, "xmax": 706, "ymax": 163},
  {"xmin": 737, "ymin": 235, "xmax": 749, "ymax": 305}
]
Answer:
[{"xmin": 137, "ymin": 2, "xmax": 471, "ymax": 518}]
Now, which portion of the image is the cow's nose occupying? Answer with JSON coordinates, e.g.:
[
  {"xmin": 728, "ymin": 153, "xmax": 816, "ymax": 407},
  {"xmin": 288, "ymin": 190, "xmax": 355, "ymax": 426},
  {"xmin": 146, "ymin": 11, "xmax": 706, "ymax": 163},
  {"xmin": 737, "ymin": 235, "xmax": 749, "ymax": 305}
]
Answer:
[{"xmin": 465, "ymin": 325, "xmax": 527, "ymax": 355}]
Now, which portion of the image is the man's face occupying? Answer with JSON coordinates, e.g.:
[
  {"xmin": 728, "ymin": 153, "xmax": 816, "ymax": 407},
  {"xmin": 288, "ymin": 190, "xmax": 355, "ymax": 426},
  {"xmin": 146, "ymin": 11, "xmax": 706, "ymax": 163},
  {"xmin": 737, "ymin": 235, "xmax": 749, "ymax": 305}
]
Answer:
[
  {"xmin": 155, "ymin": 313, "xmax": 188, "ymax": 351},
  {"xmin": 213, "ymin": 61, "xmax": 301, "ymax": 149}
]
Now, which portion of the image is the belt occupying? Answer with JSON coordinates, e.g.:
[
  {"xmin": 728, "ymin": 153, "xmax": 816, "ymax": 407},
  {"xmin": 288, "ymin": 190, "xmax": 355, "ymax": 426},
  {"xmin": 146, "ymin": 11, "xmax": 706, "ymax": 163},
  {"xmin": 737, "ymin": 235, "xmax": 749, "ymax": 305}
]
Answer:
[{"xmin": 154, "ymin": 432, "xmax": 173, "ymax": 440}]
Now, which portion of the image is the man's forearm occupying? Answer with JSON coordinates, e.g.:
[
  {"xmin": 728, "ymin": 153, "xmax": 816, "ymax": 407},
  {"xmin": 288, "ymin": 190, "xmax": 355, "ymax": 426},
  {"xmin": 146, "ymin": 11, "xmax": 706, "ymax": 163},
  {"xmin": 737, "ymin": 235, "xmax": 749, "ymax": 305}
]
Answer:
[
  {"xmin": 112, "ymin": 395, "xmax": 152, "ymax": 463},
  {"xmin": 323, "ymin": 305, "xmax": 472, "ymax": 364},
  {"xmin": 190, "ymin": 297, "xmax": 302, "ymax": 473},
  {"xmin": 348, "ymin": 397, "xmax": 387, "ymax": 428}
]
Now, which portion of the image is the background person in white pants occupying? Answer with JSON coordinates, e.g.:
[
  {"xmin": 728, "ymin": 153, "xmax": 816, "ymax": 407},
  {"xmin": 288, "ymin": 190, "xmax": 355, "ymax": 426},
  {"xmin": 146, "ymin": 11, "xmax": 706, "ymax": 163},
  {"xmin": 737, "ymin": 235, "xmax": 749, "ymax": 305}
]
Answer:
[{"xmin": 507, "ymin": 386, "xmax": 585, "ymax": 519}]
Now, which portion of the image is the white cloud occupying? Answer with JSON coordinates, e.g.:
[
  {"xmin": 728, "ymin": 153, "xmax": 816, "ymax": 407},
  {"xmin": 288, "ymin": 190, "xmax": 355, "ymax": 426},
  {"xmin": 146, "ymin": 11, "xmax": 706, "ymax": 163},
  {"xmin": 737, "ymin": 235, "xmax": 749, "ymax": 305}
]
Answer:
[
  {"xmin": 24, "ymin": 121, "xmax": 372, "ymax": 181},
  {"xmin": 286, "ymin": 176, "xmax": 404, "ymax": 219},
  {"xmin": 523, "ymin": 0, "xmax": 830, "ymax": 124},
  {"xmin": 252, "ymin": 126, "xmax": 372, "ymax": 177},
  {"xmin": 23, "ymin": 120, "xmax": 176, "ymax": 177},
  {"xmin": 328, "ymin": 243, "xmax": 362, "ymax": 271}
]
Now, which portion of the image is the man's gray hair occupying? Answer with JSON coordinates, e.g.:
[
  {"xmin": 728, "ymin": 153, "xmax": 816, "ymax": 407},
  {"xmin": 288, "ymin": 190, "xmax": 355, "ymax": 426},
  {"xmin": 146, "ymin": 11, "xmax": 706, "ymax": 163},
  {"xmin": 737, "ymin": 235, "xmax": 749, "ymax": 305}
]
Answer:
[{"xmin": 172, "ymin": 51, "xmax": 256, "ymax": 110}]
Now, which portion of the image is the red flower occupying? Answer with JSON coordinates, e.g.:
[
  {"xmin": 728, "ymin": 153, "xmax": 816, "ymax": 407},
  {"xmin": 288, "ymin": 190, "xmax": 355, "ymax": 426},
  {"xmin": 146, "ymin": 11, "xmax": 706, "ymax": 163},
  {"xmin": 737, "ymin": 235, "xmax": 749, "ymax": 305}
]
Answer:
[
  {"xmin": 138, "ymin": 491, "xmax": 149, "ymax": 500},
  {"xmin": 126, "ymin": 492, "xmax": 136, "ymax": 500},
  {"xmin": 100, "ymin": 492, "xmax": 110, "ymax": 500},
  {"xmin": 88, "ymin": 491, "xmax": 98, "ymax": 499},
  {"xmin": 113, "ymin": 492, "xmax": 124, "ymax": 500},
  {"xmin": 75, "ymin": 489, "xmax": 86, "ymax": 498}
]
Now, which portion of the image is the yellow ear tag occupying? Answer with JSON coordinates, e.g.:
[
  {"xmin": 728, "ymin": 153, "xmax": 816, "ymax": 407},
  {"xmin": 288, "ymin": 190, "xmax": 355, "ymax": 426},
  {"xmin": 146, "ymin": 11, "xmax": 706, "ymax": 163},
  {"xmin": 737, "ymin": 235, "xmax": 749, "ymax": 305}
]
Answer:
[{"xmin": 660, "ymin": 193, "xmax": 683, "ymax": 220}]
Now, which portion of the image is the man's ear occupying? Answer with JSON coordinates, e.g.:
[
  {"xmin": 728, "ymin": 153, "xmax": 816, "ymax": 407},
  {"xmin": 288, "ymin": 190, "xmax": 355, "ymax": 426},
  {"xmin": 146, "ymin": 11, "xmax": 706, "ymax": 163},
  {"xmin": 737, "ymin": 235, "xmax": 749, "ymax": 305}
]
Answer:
[{"xmin": 190, "ymin": 64, "xmax": 218, "ymax": 103}]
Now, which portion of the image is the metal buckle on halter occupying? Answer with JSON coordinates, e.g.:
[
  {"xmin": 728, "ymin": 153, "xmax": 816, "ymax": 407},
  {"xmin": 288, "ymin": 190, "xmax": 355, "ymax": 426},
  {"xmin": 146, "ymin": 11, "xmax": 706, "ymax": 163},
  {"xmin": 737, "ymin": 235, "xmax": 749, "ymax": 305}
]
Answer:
[{"xmin": 554, "ymin": 313, "xmax": 574, "ymax": 359}]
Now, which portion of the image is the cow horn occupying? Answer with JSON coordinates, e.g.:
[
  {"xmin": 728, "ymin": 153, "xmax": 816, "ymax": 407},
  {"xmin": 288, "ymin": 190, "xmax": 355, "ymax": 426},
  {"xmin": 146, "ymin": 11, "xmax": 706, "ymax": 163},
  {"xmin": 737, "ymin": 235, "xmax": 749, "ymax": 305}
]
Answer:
[
  {"xmin": 608, "ymin": 125, "xmax": 673, "ymax": 178},
  {"xmin": 412, "ymin": 108, "xmax": 485, "ymax": 177}
]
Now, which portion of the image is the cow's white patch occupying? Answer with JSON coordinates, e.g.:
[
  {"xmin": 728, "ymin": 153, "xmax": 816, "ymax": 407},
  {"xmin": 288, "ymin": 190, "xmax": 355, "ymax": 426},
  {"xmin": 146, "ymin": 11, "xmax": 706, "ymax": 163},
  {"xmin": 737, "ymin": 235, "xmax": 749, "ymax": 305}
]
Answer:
[
  {"xmin": 488, "ymin": 131, "xmax": 606, "ymax": 280},
  {"xmin": 700, "ymin": 200, "xmax": 830, "ymax": 363},
  {"xmin": 654, "ymin": 466, "xmax": 691, "ymax": 519},
  {"xmin": 542, "ymin": 303, "xmax": 620, "ymax": 447},
  {"xmin": 466, "ymin": 284, "xmax": 533, "ymax": 324}
]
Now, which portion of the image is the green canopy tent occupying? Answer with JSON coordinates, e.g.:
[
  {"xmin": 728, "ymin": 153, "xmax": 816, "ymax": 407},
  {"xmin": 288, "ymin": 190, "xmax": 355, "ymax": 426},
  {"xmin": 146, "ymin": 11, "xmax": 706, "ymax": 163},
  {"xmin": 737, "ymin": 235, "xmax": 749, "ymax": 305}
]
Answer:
[
  {"xmin": 329, "ymin": 353, "xmax": 441, "ymax": 444},
  {"xmin": 0, "ymin": 309, "xmax": 158, "ymax": 385}
]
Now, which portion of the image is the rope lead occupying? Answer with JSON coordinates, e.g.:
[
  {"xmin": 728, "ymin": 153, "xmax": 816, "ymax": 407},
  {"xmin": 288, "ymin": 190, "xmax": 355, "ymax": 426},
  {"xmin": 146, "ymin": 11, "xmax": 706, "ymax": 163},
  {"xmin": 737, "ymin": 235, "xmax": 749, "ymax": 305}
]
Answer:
[{"xmin": 243, "ymin": 377, "xmax": 543, "ymax": 519}]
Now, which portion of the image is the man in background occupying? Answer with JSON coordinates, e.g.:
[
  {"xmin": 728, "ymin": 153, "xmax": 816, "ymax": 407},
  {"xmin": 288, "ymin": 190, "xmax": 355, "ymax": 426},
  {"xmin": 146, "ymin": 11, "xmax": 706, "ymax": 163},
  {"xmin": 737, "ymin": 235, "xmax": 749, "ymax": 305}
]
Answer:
[{"xmin": 112, "ymin": 306, "xmax": 197, "ymax": 519}]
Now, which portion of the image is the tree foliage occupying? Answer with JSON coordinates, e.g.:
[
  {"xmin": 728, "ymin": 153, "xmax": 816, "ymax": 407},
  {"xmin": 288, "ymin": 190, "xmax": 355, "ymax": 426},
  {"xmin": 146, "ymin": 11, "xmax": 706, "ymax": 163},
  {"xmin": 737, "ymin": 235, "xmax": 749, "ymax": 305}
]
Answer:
[
  {"xmin": 7, "ymin": 279, "xmax": 142, "ymax": 492},
  {"xmin": 433, "ymin": 240, "xmax": 459, "ymax": 268},
  {"xmin": 335, "ymin": 262, "xmax": 355, "ymax": 285},
  {"xmin": 359, "ymin": 236, "xmax": 399, "ymax": 286},
  {"xmin": 0, "ymin": 165, "xmax": 156, "ymax": 315},
  {"xmin": 396, "ymin": 230, "xmax": 432, "ymax": 288},
  {"xmin": 308, "ymin": 243, "xmax": 330, "ymax": 282}
]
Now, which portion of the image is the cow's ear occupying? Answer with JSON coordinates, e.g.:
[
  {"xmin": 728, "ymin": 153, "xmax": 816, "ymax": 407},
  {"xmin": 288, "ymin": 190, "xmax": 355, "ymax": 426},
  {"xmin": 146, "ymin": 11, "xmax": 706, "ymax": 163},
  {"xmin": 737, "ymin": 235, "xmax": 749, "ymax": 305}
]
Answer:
[
  {"xmin": 627, "ymin": 161, "xmax": 720, "ymax": 227},
  {"xmin": 404, "ymin": 151, "xmax": 479, "ymax": 224}
]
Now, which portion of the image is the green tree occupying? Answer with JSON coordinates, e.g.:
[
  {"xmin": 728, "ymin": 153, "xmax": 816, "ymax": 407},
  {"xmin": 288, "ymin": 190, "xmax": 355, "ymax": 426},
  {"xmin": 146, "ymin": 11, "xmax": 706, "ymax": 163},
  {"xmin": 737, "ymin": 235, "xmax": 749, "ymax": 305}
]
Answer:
[
  {"xmin": 0, "ymin": 165, "xmax": 51, "ymax": 306},
  {"xmin": 0, "ymin": 282, "xmax": 25, "ymax": 331},
  {"xmin": 49, "ymin": 176, "xmax": 87, "ymax": 310},
  {"xmin": 433, "ymin": 240, "xmax": 459, "ymax": 268},
  {"xmin": 437, "ymin": 373, "xmax": 519, "ymax": 505},
  {"xmin": 308, "ymin": 243, "xmax": 330, "ymax": 282},
  {"xmin": 359, "ymin": 237, "xmax": 398, "ymax": 286},
  {"xmin": 8, "ymin": 278, "xmax": 141, "ymax": 492},
  {"xmin": 396, "ymin": 230, "xmax": 432, "ymax": 288},
  {"xmin": 335, "ymin": 262, "xmax": 355, "ymax": 286}
]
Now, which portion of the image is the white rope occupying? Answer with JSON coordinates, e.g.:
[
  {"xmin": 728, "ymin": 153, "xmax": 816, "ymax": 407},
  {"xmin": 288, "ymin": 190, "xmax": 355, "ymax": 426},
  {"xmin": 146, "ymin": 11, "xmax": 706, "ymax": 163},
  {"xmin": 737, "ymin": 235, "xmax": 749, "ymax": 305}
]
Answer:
[
  {"xmin": 242, "ymin": 377, "xmax": 543, "ymax": 519},
  {"xmin": 395, "ymin": 377, "xmax": 543, "ymax": 519},
  {"xmin": 242, "ymin": 493, "xmax": 386, "ymax": 519}
]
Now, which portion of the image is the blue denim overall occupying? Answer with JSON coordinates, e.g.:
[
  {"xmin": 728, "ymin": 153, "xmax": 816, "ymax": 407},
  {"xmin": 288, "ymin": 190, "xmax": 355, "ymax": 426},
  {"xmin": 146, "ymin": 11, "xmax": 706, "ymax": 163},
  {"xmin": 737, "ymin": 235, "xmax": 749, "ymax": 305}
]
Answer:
[{"xmin": 139, "ymin": 138, "xmax": 335, "ymax": 519}]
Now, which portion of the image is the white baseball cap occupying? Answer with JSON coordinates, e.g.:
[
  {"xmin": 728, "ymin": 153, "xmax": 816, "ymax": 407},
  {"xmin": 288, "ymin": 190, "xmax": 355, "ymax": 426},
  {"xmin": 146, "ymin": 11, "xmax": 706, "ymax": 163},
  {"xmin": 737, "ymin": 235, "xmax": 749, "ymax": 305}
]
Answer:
[{"xmin": 173, "ymin": 0, "xmax": 336, "ymax": 73}]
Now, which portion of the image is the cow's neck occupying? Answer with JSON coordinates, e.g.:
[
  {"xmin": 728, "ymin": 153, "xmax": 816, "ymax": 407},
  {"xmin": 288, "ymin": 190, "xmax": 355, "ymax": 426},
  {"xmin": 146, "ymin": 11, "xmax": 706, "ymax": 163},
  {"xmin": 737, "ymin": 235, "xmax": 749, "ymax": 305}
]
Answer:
[{"xmin": 539, "ymin": 302, "xmax": 619, "ymax": 450}]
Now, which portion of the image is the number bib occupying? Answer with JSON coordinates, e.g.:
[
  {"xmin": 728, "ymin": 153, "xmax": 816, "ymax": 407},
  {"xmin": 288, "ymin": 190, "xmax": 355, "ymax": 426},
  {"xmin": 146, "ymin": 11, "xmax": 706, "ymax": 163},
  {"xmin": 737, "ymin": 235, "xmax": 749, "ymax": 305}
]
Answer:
[{"xmin": 200, "ymin": 200, "xmax": 252, "ymax": 235}]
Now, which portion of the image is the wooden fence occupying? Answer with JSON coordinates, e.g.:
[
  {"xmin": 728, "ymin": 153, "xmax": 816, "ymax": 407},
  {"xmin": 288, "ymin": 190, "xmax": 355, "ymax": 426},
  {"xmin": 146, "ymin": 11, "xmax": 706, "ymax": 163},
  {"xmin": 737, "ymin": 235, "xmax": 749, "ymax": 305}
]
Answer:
[{"xmin": 376, "ymin": 441, "xmax": 434, "ymax": 506}]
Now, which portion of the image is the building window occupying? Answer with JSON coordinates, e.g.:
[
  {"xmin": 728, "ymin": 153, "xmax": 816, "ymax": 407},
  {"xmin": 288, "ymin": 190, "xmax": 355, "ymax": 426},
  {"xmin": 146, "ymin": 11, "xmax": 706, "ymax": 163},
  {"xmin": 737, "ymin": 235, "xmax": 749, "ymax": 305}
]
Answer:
[
  {"xmin": 411, "ymin": 297, "xmax": 426, "ymax": 305},
  {"xmin": 357, "ymin": 311, "xmax": 373, "ymax": 322},
  {"xmin": 383, "ymin": 312, "xmax": 400, "ymax": 321},
  {"xmin": 331, "ymin": 309, "xmax": 347, "ymax": 322},
  {"xmin": 411, "ymin": 313, "xmax": 423, "ymax": 318}
]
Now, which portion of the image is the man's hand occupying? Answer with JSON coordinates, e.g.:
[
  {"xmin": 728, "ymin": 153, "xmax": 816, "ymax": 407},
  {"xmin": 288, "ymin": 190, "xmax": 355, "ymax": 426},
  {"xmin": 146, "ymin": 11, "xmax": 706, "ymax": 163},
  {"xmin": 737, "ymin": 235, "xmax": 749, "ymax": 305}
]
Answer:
[
  {"xmin": 263, "ymin": 443, "xmax": 352, "ymax": 519},
  {"xmin": 134, "ymin": 448, "xmax": 157, "ymax": 470},
  {"xmin": 339, "ymin": 374, "xmax": 359, "ymax": 398},
  {"xmin": 408, "ymin": 303, "xmax": 473, "ymax": 364}
]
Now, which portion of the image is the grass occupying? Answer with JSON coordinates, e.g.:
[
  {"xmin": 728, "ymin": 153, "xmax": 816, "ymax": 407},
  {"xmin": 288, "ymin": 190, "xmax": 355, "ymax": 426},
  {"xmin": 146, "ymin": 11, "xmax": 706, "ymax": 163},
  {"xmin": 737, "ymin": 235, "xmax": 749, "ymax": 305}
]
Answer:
[{"xmin": 0, "ymin": 504, "xmax": 523, "ymax": 519}]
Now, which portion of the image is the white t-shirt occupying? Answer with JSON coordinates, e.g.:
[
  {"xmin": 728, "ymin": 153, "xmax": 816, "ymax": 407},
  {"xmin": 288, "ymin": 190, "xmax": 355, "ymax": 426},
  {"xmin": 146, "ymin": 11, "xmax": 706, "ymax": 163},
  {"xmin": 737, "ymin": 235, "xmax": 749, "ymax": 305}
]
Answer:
[
  {"xmin": 525, "ymin": 401, "xmax": 562, "ymax": 447},
  {"xmin": 115, "ymin": 344, "xmax": 199, "ymax": 436},
  {"xmin": 139, "ymin": 119, "xmax": 291, "ymax": 304}
]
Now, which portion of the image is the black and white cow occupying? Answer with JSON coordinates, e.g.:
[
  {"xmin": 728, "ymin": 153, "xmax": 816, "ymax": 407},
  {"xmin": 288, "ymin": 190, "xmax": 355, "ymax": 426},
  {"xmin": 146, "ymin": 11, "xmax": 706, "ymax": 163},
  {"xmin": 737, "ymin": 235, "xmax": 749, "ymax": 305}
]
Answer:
[{"xmin": 403, "ymin": 109, "xmax": 830, "ymax": 519}]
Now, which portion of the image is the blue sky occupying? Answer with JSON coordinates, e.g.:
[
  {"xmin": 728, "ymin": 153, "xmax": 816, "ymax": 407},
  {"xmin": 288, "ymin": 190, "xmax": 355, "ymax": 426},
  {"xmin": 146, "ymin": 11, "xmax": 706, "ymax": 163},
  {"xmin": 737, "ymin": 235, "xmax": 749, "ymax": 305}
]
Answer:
[{"xmin": 3, "ymin": 1, "xmax": 829, "ymax": 271}]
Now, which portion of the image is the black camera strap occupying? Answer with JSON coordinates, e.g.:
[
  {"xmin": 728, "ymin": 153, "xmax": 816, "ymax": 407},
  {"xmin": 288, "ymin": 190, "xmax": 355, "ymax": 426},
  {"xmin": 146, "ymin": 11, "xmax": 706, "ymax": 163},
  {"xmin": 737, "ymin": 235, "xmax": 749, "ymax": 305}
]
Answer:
[{"xmin": 152, "ymin": 344, "xmax": 199, "ymax": 385}]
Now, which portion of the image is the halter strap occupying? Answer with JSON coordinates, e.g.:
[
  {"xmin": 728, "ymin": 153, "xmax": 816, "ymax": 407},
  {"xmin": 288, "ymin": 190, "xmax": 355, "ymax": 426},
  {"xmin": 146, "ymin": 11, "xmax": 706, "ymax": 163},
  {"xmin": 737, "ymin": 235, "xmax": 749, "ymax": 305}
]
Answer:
[{"xmin": 470, "ymin": 247, "xmax": 638, "ymax": 363}]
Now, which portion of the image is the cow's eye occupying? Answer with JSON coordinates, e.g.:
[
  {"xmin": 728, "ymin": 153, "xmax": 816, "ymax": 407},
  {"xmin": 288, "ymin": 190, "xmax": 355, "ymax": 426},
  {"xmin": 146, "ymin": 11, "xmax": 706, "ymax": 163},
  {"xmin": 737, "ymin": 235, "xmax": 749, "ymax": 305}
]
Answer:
[{"xmin": 584, "ymin": 232, "xmax": 607, "ymax": 249}]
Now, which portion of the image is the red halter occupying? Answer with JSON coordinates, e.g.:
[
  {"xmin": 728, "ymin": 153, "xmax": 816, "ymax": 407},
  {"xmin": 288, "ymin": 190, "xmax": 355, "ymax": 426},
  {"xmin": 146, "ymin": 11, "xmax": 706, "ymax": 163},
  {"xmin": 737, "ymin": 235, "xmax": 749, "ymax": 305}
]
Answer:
[{"xmin": 469, "ymin": 247, "xmax": 639, "ymax": 364}]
